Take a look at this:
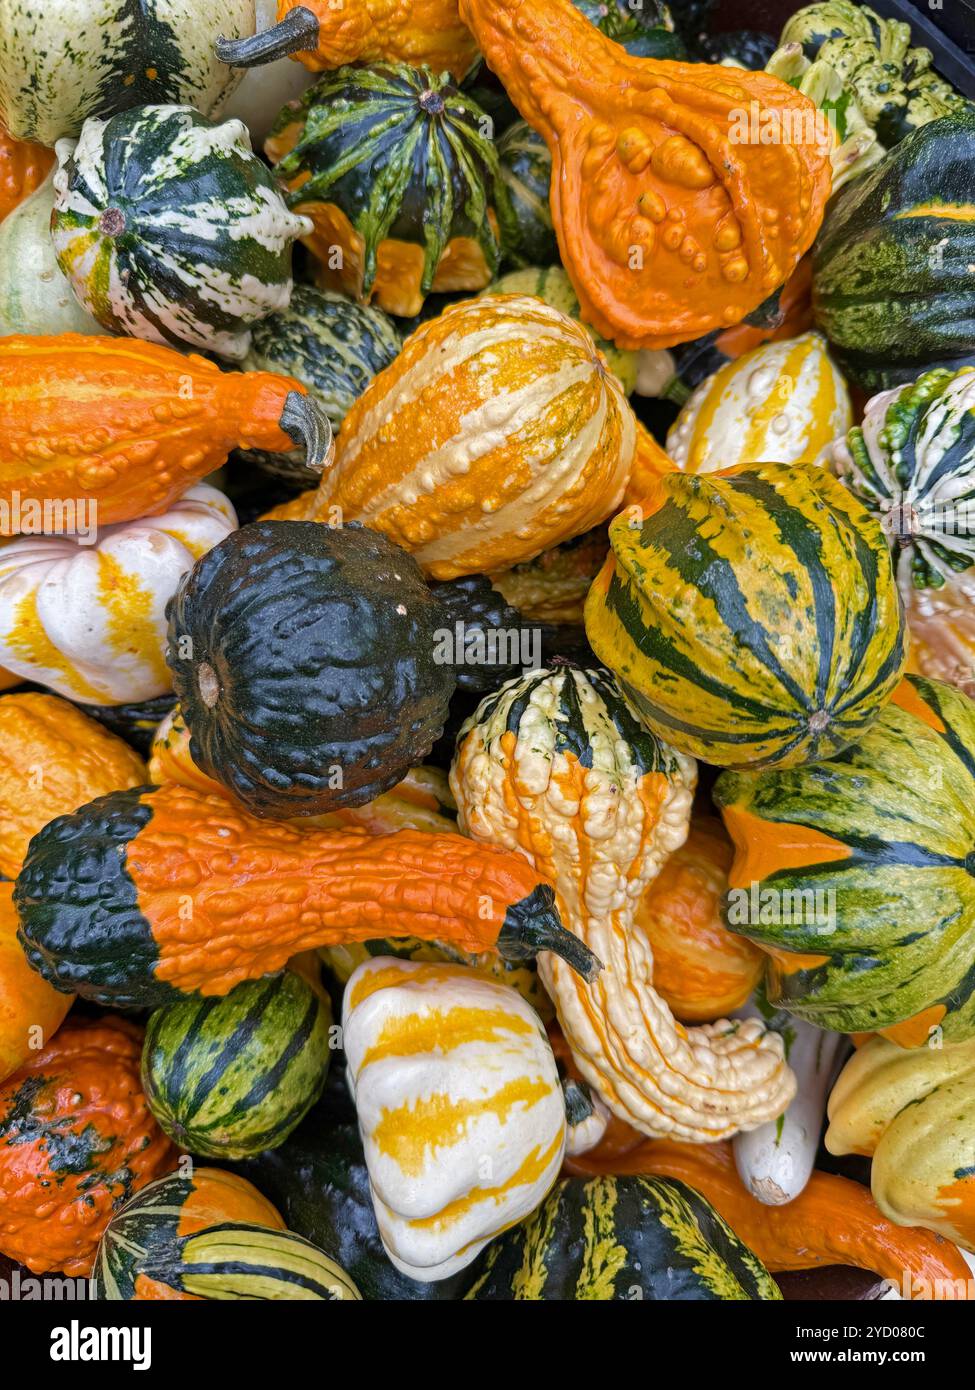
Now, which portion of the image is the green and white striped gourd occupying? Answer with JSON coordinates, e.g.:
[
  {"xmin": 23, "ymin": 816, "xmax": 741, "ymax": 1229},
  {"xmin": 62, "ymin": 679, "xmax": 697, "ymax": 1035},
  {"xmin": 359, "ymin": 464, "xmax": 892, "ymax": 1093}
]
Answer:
[
  {"xmin": 0, "ymin": 0, "xmax": 256, "ymax": 146},
  {"xmin": 141, "ymin": 1222, "xmax": 362, "ymax": 1300},
  {"xmin": 464, "ymin": 1175, "xmax": 782, "ymax": 1300},
  {"xmin": 51, "ymin": 104, "xmax": 311, "ymax": 360},
  {"xmin": 267, "ymin": 63, "xmax": 516, "ymax": 318},
  {"xmin": 0, "ymin": 171, "xmax": 106, "ymax": 338},
  {"xmin": 496, "ymin": 120, "xmax": 557, "ymax": 269},
  {"xmin": 140, "ymin": 971, "xmax": 332, "ymax": 1158},
  {"xmin": 487, "ymin": 267, "xmax": 638, "ymax": 394},
  {"xmin": 239, "ymin": 285, "xmax": 401, "ymax": 481}
]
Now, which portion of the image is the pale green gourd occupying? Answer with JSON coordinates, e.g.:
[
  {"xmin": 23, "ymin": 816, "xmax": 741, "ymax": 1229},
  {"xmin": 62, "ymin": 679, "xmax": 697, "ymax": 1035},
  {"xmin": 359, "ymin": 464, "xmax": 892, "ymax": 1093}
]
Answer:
[{"xmin": 0, "ymin": 171, "xmax": 106, "ymax": 338}]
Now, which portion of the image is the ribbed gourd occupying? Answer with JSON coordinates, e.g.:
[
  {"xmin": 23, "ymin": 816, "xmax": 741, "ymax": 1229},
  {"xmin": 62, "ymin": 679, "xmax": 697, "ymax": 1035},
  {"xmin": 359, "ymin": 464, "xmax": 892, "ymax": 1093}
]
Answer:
[
  {"xmin": 342, "ymin": 957, "xmax": 566, "ymax": 1281},
  {"xmin": 52, "ymin": 105, "xmax": 311, "ymax": 360},
  {"xmin": 826, "ymin": 1035, "xmax": 975, "ymax": 1253},
  {"xmin": 585, "ymin": 461, "xmax": 907, "ymax": 769},
  {"xmin": 0, "ymin": 485, "xmax": 237, "ymax": 705},
  {"xmin": 465, "ymin": 1175, "xmax": 782, "ymax": 1299},
  {"xmin": 496, "ymin": 121, "xmax": 558, "ymax": 268},
  {"xmin": 141, "ymin": 970, "xmax": 333, "ymax": 1158},
  {"xmin": 666, "ymin": 332, "xmax": 851, "ymax": 473},
  {"xmin": 297, "ymin": 295, "xmax": 636, "ymax": 578},
  {"xmin": 135, "ymin": 1222, "xmax": 362, "ymax": 1300},
  {"xmin": 266, "ymin": 64, "xmax": 515, "ymax": 317},
  {"xmin": 713, "ymin": 675, "xmax": 975, "ymax": 1046},
  {"xmin": 828, "ymin": 366, "xmax": 975, "ymax": 691},
  {"xmin": 451, "ymin": 665, "xmax": 796, "ymax": 1141}
]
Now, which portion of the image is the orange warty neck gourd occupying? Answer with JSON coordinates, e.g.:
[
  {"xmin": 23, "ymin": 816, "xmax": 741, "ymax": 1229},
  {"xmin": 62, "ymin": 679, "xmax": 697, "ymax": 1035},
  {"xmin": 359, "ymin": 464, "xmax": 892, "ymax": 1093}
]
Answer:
[
  {"xmin": 457, "ymin": 0, "xmax": 833, "ymax": 349},
  {"xmin": 566, "ymin": 1138, "xmax": 973, "ymax": 1299},
  {"xmin": 0, "ymin": 335, "xmax": 332, "ymax": 531},
  {"xmin": 14, "ymin": 783, "xmax": 599, "ymax": 1008}
]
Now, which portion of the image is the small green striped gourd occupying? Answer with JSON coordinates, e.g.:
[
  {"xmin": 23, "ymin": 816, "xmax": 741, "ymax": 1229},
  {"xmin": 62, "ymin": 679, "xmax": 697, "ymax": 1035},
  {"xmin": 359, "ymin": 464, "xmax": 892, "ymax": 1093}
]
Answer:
[
  {"xmin": 0, "ymin": 1, "xmax": 255, "ymax": 145},
  {"xmin": 496, "ymin": 120, "xmax": 557, "ymax": 268},
  {"xmin": 464, "ymin": 1175, "xmax": 782, "ymax": 1299},
  {"xmin": 142, "ymin": 1222, "xmax": 361, "ymax": 1300},
  {"xmin": 487, "ymin": 266, "xmax": 638, "ymax": 393},
  {"xmin": 714, "ymin": 674, "xmax": 975, "ymax": 1043},
  {"xmin": 141, "ymin": 971, "xmax": 332, "ymax": 1158},
  {"xmin": 584, "ymin": 461, "xmax": 907, "ymax": 769},
  {"xmin": 666, "ymin": 332, "xmax": 851, "ymax": 473},
  {"xmin": 51, "ymin": 104, "xmax": 311, "ymax": 360},
  {"xmin": 239, "ymin": 285, "xmax": 401, "ymax": 481},
  {"xmin": 267, "ymin": 64, "xmax": 515, "ymax": 317}
]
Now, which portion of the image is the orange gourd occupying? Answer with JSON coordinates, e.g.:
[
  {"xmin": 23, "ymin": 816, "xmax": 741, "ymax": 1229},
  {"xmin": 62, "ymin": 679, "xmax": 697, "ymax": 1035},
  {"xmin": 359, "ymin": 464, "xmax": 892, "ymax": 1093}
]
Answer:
[
  {"xmin": 0, "ymin": 129, "xmax": 53, "ymax": 224},
  {"xmin": 0, "ymin": 882, "xmax": 72, "ymax": 1083},
  {"xmin": 16, "ymin": 783, "xmax": 599, "ymax": 1008},
  {"xmin": 0, "ymin": 335, "xmax": 332, "ymax": 531},
  {"xmin": 217, "ymin": 0, "xmax": 479, "ymax": 82},
  {"xmin": 458, "ymin": 0, "xmax": 832, "ymax": 349},
  {"xmin": 0, "ymin": 693, "xmax": 147, "ymax": 878},
  {"xmin": 623, "ymin": 421, "xmax": 675, "ymax": 508},
  {"xmin": 0, "ymin": 1017, "xmax": 177, "ymax": 1276},
  {"xmin": 633, "ymin": 818, "xmax": 764, "ymax": 1023},
  {"xmin": 567, "ymin": 1139, "xmax": 973, "ymax": 1299}
]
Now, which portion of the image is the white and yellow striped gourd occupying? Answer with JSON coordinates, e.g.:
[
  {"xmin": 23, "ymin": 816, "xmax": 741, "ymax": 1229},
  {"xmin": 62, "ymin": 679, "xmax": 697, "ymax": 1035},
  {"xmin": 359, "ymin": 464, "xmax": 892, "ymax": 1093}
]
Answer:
[
  {"xmin": 451, "ymin": 666, "xmax": 796, "ymax": 1143},
  {"xmin": 297, "ymin": 294, "xmax": 636, "ymax": 578},
  {"xmin": 342, "ymin": 957, "xmax": 566, "ymax": 1282},
  {"xmin": 0, "ymin": 485, "xmax": 236, "ymax": 704},
  {"xmin": 666, "ymin": 331, "xmax": 851, "ymax": 474}
]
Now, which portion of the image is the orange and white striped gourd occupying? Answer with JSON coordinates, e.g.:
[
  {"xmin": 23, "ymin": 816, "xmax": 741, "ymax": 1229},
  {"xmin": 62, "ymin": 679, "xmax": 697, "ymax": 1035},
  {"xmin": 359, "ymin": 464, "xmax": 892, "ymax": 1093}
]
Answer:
[
  {"xmin": 665, "ymin": 332, "xmax": 851, "ymax": 474},
  {"xmin": 342, "ymin": 957, "xmax": 566, "ymax": 1281},
  {"xmin": 0, "ymin": 485, "xmax": 236, "ymax": 704},
  {"xmin": 451, "ymin": 666, "xmax": 796, "ymax": 1142},
  {"xmin": 298, "ymin": 294, "xmax": 636, "ymax": 578}
]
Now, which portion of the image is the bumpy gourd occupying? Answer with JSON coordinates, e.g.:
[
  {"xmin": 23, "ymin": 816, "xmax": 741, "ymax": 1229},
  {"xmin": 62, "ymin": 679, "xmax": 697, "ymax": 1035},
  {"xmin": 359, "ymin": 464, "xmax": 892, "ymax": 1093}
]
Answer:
[
  {"xmin": 14, "ymin": 782, "xmax": 599, "ymax": 1009},
  {"xmin": 342, "ymin": 957, "xmax": 566, "ymax": 1281},
  {"xmin": 52, "ymin": 105, "xmax": 311, "ymax": 360},
  {"xmin": 490, "ymin": 526, "xmax": 610, "ymax": 626},
  {"xmin": 94, "ymin": 1168, "xmax": 286, "ymax": 1300},
  {"xmin": 298, "ymin": 296, "xmax": 635, "ymax": 578},
  {"xmin": 0, "ymin": 882, "xmax": 72, "ymax": 1084},
  {"xmin": 0, "ymin": 486, "xmax": 237, "ymax": 704},
  {"xmin": 0, "ymin": 694, "xmax": 146, "ymax": 877},
  {"xmin": 0, "ymin": 335, "xmax": 332, "ymax": 530},
  {"xmin": 714, "ymin": 674, "xmax": 975, "ymax": 1044},
  {"xmin": 457, "ymin": 0, "xmax": 832, "ymax": 349},
  {"xmin": 829, "ymin": 367, "xmax": 975, "ymax": 690},
  {"xmin": 451, "ymin": 665, "xmax": 796, "ymax": 1141},
  {"xmin": 0, "ymin": 1018, "xmax": 176, "ymax": 1276},
  {"xmin": 764, "ymin": 42, "xmax": 882, "ymax": 192},
  {"xmin": 0, "ymin": 127, "xmax": 53, "ymax": 223},
  {"xmin": 267, "ymin": 66, "xmax": 513, "ymax": 317},
  {"xmin": 666, "ymin": 331, "xmax": 851, "ymax": 473},
  {"xmin": 216, "ymin": 0, "xmax": 479, "ymax": 82},
  {"xmin": 827, "ymin": 1035, "xmax": 975, "ymax": 1252},
  {"xmin": 633, "ymin": 818, "xmax": 764, "ymax": 1023},
  {"xmin": 585, "ymin": 461, "xmax": 906, "ymax": 768}
]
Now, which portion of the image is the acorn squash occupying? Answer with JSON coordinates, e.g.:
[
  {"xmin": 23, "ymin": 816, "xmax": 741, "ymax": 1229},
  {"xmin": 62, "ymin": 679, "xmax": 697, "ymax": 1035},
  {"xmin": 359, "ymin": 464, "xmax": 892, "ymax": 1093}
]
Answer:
[
  {"xmin": 52, "ymin": 104, "xmax": 311, "ymax": 360},
  {"xmin": 713, "ymin": 674, "xmax": 975, "ymax": 1044},
  {"xmin": 464, "ymin": 1175, "xmax": 782, "ymax": 1299},
  {"xmin": 573, "ymin": 0, "xmax": 685, "ymax": 59},
  {"xmin": 585, "ymin": 461, "xmax": 907, "ymax": 769},
  {"xmin": 267, "ymin": 64, "xmax": 514, "ymax": 317},
  {"xmin": 812, "ymin": 110, "xmax": 975, "ymax": 392}
]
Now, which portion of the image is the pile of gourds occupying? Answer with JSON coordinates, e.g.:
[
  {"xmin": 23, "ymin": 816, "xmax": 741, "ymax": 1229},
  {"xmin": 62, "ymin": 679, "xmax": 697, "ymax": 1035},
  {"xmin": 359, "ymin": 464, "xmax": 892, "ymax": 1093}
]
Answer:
[{"xmin": 1, "ymin": 0, "xmax": 974, "ymax": 1303}]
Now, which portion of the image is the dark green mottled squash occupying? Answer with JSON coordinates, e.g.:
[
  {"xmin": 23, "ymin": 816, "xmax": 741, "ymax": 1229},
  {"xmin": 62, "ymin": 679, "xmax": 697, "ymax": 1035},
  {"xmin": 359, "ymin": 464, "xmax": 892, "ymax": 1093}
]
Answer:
[
  {"xmin": 700, "ymin": 29, "xmax": 776, "ymax": 69},
  {"xmin": 496, "ymin": 122, "xmax": 557, "ymax": 269},
  {"xmin": 573, "ymin": 0, "xmax": 685, "ymax": 58},
  {"xmin": 464, "ymin": 1175, "xmax": 782, "ymax": 1299},
  {"xmin": 233, "ymin": 1064, "xmax": 476, "ymax": 1300},
  {"xmin": 141, "ymin": 971, "xmax": 333, "ymax": 1159},
  {"xmin": 74, "ymin": 693, "xmax": 177, "ymax": 757},
  {"xmin": 166, "ymin": 521, "xmax": 532, "ymax": 816},
  {"xmin": 812, "ymin": 111, "xmax": 975, "ymax": 391},
  {"xmin": 267, "ymin": 63, "xmax": 517, "ymax": 317}
]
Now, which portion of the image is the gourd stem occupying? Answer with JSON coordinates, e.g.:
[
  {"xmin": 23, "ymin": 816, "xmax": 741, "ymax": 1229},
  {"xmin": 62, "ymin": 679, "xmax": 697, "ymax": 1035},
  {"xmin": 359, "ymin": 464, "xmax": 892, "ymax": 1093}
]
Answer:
[
  {"xmin": 497, "ymin": 884, "xmax": 602, "ymax": 982},
  {"xmin": 278, "ymin": 390, "xmax": 334, "ymax": 475},
  {"xmin": 216, "ymin": 6, "xmax": 320, "ymax": 68}
]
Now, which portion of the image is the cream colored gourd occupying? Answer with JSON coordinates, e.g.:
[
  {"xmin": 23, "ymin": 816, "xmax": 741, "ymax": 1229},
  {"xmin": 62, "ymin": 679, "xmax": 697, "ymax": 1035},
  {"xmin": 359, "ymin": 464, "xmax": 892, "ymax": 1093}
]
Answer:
[
  {"xmin": 451, "ymin": 666, "xmax": 795, "ymax": 1142},
  {"xmin": 342, "ymin": 957, "xmax": 566, "ymax": 1282},
  {"xmin": 0, "ymin": 485, "xmax": 237, "ymax": 704},
  {"xmin": 0, "ymin": 171, "xmax": 106, "ymax": 338},
  {"xmin": 666, "ymin": 331, "xmax": 851, "ymax": 474}
]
